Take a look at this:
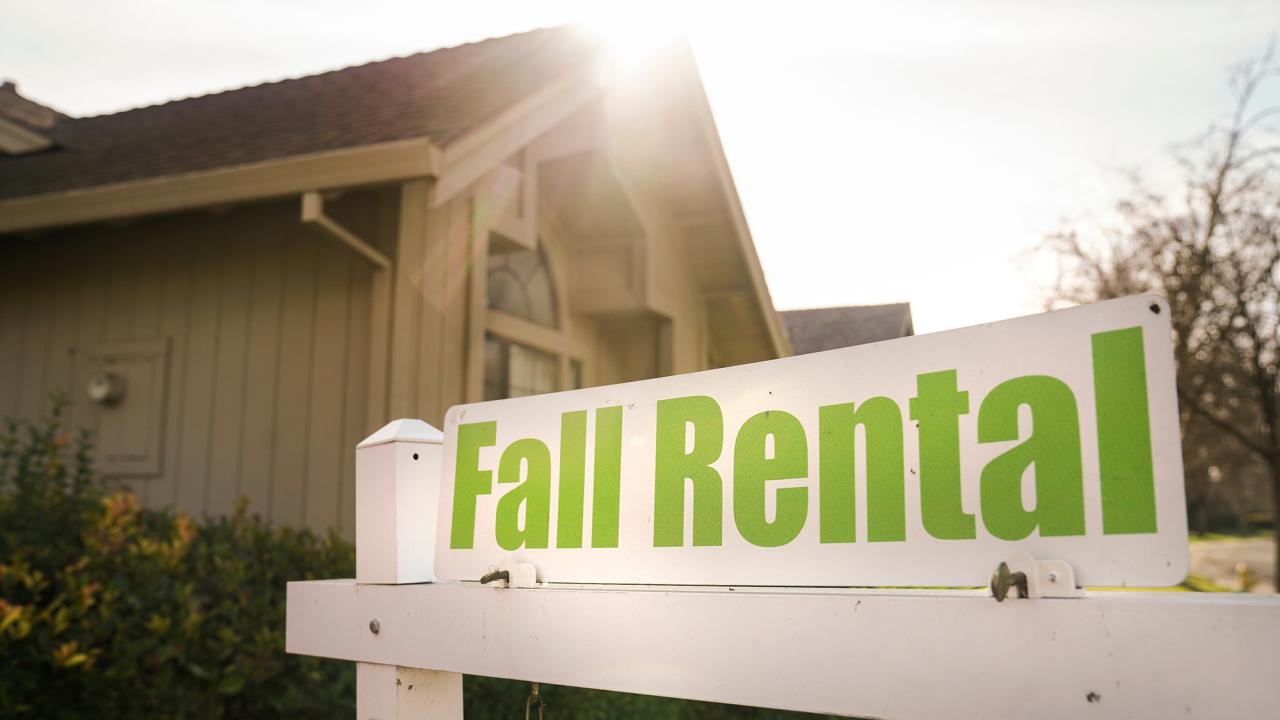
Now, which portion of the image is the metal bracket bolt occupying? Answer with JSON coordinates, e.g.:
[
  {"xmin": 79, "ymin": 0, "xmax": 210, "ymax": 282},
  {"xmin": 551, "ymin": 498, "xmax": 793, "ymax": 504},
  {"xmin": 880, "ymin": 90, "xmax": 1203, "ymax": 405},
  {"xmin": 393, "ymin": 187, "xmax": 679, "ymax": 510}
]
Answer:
[
  {"xmin": 991, "ymin": 562, "xmax": 1028, "ymax": 602},
  {"xmin": 480, "ymin": 569, "xmax": 510, "ymax": 585}
]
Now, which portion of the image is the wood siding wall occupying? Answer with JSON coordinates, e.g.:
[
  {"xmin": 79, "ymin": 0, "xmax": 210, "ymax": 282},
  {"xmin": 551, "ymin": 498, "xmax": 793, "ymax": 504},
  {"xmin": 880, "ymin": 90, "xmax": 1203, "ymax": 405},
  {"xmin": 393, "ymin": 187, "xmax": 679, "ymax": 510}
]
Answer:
[
  {"xmin": 0, "ymin": 193, "xmax": 397, "ymax": 534},
  {"xmin": 387, "ymin": 179, "xmax": 472, "ymax": 427},
  {"xmin": 0, "ymin": 161, "xmax": 732, "ymax": 536}
]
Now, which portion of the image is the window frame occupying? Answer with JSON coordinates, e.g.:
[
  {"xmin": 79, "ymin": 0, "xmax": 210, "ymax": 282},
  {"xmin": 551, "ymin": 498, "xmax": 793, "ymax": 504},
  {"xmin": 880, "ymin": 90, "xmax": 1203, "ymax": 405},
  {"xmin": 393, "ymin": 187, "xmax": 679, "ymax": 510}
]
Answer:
[
  {"xmin": 485, "ymin": 233, "xmax": 560, "ymax": 329},
  {"xmin": 468, "ymin": 184, "xmax": 589, "ymax": 401}
]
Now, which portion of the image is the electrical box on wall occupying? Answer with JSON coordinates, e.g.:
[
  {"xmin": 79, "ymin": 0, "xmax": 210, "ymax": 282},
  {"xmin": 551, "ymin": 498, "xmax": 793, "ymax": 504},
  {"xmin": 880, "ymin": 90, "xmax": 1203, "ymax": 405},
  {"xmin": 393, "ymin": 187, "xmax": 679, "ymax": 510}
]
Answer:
[{"xmin": 88, "ymin": 338, "xmax": 169, "ymax": 477}]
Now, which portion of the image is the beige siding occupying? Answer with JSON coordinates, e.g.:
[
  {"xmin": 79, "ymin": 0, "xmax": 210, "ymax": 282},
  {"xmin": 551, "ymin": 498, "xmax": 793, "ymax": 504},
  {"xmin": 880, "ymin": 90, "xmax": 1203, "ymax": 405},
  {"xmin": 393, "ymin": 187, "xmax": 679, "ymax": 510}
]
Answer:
[
  {"xmin": 648, "ymin": 212, "xmax": 709, "ymax": 376},
  {"xmin": 0, "ymin": 194, "xmax": 392, "ymax": 534},
  {"xmin": 0, "ymin": 253, "xmax": 24, "ymax": 415},
  {"xmin": 0, "ymin": 139, "xmax": 738, "ymax": 537},
  {"xmin": 236, "ymin": 224, "xmax": 288, "ymax": 518},
  {"xmin": 581, "ymin": 167, "xmax": 711, "ymax": 384},
  {"xmin": 395, "ymin": 187, "xmax": 472, "ymax": 427}
]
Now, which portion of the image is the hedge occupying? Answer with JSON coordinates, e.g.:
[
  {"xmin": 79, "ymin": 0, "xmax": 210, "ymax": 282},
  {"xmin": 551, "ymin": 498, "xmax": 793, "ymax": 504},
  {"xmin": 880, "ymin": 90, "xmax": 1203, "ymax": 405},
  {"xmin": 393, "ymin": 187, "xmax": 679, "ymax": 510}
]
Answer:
[{"xmin": 0, "ymin": 402, "xmax": 355, "ymax": 718}]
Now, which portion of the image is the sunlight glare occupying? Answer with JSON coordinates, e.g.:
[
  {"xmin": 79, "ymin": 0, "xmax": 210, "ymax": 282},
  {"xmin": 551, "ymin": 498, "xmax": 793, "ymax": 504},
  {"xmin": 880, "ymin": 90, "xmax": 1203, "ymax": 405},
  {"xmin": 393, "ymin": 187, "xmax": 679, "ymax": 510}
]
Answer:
[{"xmin": 580, "ymin": 4, "xmax": 693, "ymax": 73}]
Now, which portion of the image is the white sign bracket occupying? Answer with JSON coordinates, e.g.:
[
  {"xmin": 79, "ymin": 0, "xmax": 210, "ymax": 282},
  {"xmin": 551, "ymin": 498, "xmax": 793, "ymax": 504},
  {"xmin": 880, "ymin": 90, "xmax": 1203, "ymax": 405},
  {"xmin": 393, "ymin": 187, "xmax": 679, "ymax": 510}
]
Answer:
[
  {"xmin": 991, "ymin": 552, "xmax": 1081, "ymax": 600},
  {"xmin": 479, "ymin": 558, "xmax": 540, "ymax": 589}
]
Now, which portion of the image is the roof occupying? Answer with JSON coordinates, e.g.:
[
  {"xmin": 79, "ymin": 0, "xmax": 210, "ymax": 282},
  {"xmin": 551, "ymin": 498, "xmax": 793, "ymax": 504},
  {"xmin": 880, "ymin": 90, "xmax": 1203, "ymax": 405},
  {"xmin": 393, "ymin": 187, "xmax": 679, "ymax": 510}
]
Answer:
[
  {"xmin": 780, "ymin": 303, "xmax": 914, "ymax": 355},
  {"xmin": 0, "ymin": 26, "xmax": 597, "ymax": 201}
]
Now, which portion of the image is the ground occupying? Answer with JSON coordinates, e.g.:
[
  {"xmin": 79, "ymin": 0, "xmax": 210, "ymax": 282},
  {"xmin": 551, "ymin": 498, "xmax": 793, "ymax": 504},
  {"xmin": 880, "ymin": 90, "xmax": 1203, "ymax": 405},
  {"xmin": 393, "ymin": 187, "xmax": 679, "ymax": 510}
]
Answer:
[{"xmin": 1188, "ymin": 536, "xmax": 1276, "ymax": 593}]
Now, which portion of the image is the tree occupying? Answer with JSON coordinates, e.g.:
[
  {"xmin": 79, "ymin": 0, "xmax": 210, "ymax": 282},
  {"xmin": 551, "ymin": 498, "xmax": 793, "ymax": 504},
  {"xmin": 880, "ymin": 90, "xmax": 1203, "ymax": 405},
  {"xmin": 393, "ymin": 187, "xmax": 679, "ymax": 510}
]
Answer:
[{"xmin": 1043, "ymin": 47, "xmax": 1280, "ymax": 582}]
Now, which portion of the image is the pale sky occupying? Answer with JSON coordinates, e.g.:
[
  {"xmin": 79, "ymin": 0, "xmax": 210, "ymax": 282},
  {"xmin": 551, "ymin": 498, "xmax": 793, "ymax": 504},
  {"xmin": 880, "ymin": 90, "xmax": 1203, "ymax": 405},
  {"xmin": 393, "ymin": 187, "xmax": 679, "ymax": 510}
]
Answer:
[{"xmin": 3, "ymin": 1, "xmax": 1278, "ymax": 333}]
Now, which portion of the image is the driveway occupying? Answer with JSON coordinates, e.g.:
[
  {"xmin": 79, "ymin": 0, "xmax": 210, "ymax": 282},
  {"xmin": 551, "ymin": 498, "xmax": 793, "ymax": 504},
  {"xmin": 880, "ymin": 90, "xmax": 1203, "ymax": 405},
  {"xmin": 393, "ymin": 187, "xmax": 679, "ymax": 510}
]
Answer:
[{"xmin": 1188, "ymin": 537, "xmax": 1276, "ymax": 593}]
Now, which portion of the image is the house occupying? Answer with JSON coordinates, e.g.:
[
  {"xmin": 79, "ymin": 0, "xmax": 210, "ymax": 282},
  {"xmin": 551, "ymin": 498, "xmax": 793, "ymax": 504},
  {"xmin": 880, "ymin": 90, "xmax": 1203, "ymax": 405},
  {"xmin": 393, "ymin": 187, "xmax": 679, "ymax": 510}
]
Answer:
[
  {"xmin": 0, "ymin": 26, "xmax": 791, "ymax": 534},
  {"xmin": 781, "ymin": 303, "xmax": 913, "ymax": 355}
]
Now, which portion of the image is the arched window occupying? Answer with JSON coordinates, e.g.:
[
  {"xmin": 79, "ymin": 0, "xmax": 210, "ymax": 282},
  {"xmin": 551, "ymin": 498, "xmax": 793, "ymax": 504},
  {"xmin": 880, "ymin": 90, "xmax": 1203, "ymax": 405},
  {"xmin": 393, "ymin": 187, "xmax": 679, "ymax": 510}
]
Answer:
[
  {"xmin": 484, "ymin": 235, "xmax": 568, "ymax": 400},
  {"xmin": 486, "ymin": 236, "xmax": 557, "ymax": 328}
]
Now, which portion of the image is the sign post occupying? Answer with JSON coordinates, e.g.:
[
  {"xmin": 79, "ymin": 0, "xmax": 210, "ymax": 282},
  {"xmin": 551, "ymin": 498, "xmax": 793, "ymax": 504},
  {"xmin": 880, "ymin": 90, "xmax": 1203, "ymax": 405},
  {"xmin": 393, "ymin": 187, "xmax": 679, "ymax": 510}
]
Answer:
[
  {"xmin": 351, "ymin": 419, "xmax": 463, "ymax": 718},
  {"xmin": 287, "ymin": 296, "xmax": 1280, "ymax": 719}
]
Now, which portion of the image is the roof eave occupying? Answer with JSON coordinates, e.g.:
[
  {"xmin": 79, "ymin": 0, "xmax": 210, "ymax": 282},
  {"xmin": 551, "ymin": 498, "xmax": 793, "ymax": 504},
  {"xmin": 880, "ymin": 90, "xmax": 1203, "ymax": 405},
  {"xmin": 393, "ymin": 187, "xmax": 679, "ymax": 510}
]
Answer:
[
  {"xmin": 674, "ymin": 45, "xmax": 792, "ymax": 359},
  {"xmin": 0, "ymin": 136, "xmax": 442, "ymax": 235}
]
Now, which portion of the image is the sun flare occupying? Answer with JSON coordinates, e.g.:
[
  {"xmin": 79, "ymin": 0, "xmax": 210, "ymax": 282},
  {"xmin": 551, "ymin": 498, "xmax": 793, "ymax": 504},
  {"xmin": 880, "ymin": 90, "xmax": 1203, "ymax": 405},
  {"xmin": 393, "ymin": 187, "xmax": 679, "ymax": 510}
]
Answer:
[{"xmin": 580, "ymin": 7, "xmax": 690, "ymax": 72}]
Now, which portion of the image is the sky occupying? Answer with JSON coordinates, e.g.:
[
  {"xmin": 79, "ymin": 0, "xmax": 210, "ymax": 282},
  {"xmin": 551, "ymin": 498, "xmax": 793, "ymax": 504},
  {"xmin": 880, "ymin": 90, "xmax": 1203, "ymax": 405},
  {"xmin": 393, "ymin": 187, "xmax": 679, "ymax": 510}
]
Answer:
[{"xmin": 3, "ymin": 0, "xmax": 1279, "ymax": 333}]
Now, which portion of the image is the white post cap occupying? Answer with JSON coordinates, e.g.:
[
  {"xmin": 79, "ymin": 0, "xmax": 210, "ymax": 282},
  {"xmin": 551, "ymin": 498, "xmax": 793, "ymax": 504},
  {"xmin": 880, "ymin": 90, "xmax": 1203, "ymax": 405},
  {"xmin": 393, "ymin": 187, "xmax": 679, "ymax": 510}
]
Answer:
[
  {"xmin": 357, "ymin": 418, "xmax": 445, "ymax": 584},
  {"xmin": 358, "ymin": 418, "xmax": 444, "ymax": 448}
]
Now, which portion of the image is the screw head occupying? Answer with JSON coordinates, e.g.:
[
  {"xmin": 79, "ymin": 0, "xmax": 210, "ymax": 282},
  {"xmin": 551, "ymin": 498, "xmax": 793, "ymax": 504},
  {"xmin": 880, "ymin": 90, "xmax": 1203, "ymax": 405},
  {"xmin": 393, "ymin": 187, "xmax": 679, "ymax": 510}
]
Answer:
[
  {"xmin": 1048, "ymin": 571, "xmax": 1059, "ymax": 583},
  {"xmin": 369, "ymin": 618, "xmax": 380, "ymax": 635}
]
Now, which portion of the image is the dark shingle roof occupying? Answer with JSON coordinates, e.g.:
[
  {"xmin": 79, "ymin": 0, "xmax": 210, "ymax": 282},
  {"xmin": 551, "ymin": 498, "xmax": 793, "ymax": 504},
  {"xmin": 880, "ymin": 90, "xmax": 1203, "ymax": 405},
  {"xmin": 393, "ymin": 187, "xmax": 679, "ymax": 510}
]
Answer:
[
  {"xmin": 0, "ymin": 26, "xmax": 597, "ymax": 201},
  {"xmin": 781, "ymin": 303, "xmax": 914, "ymax": 355}
]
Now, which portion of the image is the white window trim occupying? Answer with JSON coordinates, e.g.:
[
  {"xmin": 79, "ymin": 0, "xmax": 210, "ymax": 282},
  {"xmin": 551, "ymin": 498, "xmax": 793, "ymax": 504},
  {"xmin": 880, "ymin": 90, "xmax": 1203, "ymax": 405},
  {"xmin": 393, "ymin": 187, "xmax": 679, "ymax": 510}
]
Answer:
[{"xmin": 466, "ymin": 176, "xmax": 588, "ymax": 401}]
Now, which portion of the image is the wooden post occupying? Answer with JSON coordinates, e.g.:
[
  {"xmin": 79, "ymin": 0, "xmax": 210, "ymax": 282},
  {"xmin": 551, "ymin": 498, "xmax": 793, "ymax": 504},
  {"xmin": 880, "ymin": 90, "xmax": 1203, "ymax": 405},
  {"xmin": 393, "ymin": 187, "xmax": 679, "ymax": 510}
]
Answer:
[
  {"xmin": 354, "ymin": 418, "xmax": 463, "ymax": 719},
  {"xmin": 357, "ymin": 664, "xmax": 463, "ymax": 720}
]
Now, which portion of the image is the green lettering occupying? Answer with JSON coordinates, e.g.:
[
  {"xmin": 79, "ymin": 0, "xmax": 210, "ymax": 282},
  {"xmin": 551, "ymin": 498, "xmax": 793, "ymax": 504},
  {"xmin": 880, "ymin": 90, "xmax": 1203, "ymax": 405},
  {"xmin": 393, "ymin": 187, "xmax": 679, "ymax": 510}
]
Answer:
[
  {"xmin": 654, "ymin": 396, "xmax": 724, "ymax": 547},
  {"xmin": 1093, "ymin": 327, "xmax": 1158, "ymax": 534},
  {"xmin": 450, "ymin": 421, "xmax": 496, "ymax": 549},
  {"xmin": 734, "ymin": 410, "xmax": 809, "ymax": 547},
  {"xmin": 495, "ymin": 438, "xmax": 552, "ymax": 550},
  {"xmin": 819, "ymin": 398, "xmax": 906, "ymax": 543},
  {"xmin": 556, "ymin": 411, "xmax": 587, "ymax": 548},
  {"xmin": 978, "ymin": 376, "xmax": 1085, "ymax": 540},
  {"xmin": 591, "ymin": 405, "xmax": 623, "ymax": 548},
  {"xmin": 910, "ymin": 370, "xmax": 976, "ymax": 539}
]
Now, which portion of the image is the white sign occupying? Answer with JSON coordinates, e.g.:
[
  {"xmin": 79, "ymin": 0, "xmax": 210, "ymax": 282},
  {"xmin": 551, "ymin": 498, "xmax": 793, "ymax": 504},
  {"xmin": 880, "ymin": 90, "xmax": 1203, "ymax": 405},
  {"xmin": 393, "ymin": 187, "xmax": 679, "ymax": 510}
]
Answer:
[{"xmin": 435, "ymin": 295, "xmax": 1187, "ymax": 587}]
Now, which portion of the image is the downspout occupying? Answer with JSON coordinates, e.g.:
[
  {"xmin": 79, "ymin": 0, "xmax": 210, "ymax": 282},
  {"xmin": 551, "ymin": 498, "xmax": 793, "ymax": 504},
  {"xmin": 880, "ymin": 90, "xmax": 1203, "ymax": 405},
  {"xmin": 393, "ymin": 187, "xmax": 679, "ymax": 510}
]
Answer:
[{"xmin": 301, "ymin": 191, "xmax": 393, "ymax": 429}]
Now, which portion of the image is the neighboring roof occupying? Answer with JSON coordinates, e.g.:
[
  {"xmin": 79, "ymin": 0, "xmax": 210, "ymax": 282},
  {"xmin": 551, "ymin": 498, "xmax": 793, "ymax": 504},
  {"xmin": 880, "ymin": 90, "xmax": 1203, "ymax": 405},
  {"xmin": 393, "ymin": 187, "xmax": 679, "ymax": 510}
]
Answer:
[
  {"xmin": 0, "ymin": 81, "xmax": 65, "ymax": 130},
  {"xmin": 0, "ymin": 81, "xmax": 62, "ymax": 156},
  {"xmin": 0, "ymin": 26, "xmax": 597, "ymax": 201},
  {"xmin": 781, "ymin": 303, "xmax": 914, "ymax": 355}
]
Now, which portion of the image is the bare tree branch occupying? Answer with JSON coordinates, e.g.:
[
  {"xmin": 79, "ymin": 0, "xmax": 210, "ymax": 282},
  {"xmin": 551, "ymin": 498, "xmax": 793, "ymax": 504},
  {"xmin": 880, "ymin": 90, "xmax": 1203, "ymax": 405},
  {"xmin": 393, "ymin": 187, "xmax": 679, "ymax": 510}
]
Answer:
[{"xmin": 1039, "ymin": 45, "xmax": 1280, "ymax": 565}]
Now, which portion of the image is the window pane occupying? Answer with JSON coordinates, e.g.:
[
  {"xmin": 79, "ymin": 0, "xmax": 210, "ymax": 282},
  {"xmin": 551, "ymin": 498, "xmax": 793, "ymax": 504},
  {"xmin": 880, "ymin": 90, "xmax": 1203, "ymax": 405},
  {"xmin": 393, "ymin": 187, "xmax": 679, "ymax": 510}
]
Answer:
[
  {"xmin": 508, "ymin": 343, "xmax": 558, "ymax": 398},
  {"xmin": 569, "ymin": 359, "xmax": 584, "ymax": 390},
  {"xmin": 484, "ymin": 336, "xmax": 508, "ymax": 401},
  {"xmin": 484, "ymin": 334, "xmax": 559, "ymax": 400},
  {"xmin": 524, "ymin": 267, "xmax": 556, "ymax": 327},
  {"xmin": 487, "ymin": 267, "xmax": 530, "ymax": 320},
  {"xmin": 487, "ymin": 236, "xmax": 558, "ymax": 328}
]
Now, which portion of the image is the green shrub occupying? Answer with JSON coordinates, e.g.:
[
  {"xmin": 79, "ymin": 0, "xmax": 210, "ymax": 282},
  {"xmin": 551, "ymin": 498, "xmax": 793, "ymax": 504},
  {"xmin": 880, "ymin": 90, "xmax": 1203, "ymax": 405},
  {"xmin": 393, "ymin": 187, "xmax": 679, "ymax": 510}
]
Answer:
[{"xmin": 0, "ymin": 401, "xmax": 355, "ymax": 718}]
